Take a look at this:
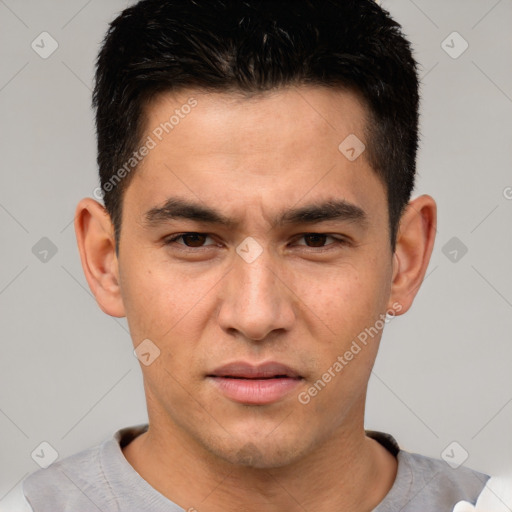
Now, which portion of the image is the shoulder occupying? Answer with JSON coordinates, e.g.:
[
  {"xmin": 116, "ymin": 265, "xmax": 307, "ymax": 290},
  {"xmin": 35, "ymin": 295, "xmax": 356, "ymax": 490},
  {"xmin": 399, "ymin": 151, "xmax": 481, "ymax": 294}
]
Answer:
[
  {"xmin": 404, "ymin": 450, "xmax": 489, "ymax": 490},
  {"xmin": 367, "ymin": 431, "xmax": 490, "ymax": 512},
  {"xmin": 18, "ymin": 424, "xmax": 148, "ymax": 512},
  {"xmin": 454, "ymin": 474, "xmax": 512, "ymax": 511},
  {"xmin": 21, "ymin": 442, "xmax": 113, "ymax": 511},
  {"xmin": 393, "ymin": 449, "xmax": 489, "ymax": 510}
]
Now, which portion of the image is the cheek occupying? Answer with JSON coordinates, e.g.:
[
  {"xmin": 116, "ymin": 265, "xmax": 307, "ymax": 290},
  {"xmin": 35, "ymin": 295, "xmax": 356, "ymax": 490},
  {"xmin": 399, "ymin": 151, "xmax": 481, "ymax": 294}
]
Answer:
[
  {"xmin": 290, "ymin": 260, "xmax": 387, "ymax": 339},
  {"xmin": 119, "ymin": 255, "xmax": 201, "ymax": 341},
  {"xmin": 119, "ymin": 253, "xmax": 228, "ymax": 379}
]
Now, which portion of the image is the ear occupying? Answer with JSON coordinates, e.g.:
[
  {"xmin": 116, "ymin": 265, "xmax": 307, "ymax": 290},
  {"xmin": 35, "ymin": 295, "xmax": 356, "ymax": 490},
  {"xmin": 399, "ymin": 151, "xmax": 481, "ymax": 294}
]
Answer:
[
  {"xmin": 387, "ymin": 194, "xmax": 437, "ymax": 315},
  {"xmin": 74, "ymin": 198, "xmax": 126, "ymax": 317}
]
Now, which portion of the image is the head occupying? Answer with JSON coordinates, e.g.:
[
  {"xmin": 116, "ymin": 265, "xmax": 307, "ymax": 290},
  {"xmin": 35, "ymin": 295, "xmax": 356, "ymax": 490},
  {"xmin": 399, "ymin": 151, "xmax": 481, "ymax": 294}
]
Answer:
[{"xmin": 76, "ymin": 0, "xmax": 436, "ymax": 469}]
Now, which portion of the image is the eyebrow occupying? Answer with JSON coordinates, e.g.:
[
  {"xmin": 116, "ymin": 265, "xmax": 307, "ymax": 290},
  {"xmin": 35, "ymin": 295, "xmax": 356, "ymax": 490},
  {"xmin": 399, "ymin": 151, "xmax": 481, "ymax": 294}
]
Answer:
[{"xmin": 143, "ymin": 197, "xmax": 369, "ymax": 230}]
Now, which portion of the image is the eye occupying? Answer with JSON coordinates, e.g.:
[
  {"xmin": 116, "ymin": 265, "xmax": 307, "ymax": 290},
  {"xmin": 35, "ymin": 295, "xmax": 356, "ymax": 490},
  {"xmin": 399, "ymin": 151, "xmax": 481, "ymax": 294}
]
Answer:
[
  {"xmin": 162, "ymin": 232, "xmax": 350, "ymax": 253},
  {"xmin": 164, "ymin": 232, "xmax": 216, "ymax": 248},
  {"xmin": 294, "ymin": 233, "xmax": 348, "ymax": 249}
]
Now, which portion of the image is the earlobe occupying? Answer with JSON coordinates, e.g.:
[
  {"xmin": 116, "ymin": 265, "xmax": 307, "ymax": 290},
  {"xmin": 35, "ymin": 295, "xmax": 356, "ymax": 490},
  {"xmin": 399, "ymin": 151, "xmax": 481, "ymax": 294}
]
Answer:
[
  {"xmin": 74, "ymin": 198, "xmax": 126, "ymax": 318},
  {"xmin": 387, "ymin": 194, "xmax": 437, "ymax": 315}
]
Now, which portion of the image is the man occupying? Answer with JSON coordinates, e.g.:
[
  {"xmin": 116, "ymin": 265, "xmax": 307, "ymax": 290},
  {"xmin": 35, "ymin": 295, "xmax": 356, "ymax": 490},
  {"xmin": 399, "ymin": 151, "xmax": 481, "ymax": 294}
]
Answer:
[{"xmin": 11, "ymin": 0, "xmax": 491, "ymax": 510}]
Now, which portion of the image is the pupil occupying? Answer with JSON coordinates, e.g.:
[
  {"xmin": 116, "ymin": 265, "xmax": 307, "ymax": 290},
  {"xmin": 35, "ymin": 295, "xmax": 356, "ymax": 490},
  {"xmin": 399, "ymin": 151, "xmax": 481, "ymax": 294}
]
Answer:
[
  {"xmin": 184, "ymin": 233, "xmax": 206, "ymax": 247},
  {"xmin": 306, "ymin": 234, "xmax": 326, "ymax": 247}
]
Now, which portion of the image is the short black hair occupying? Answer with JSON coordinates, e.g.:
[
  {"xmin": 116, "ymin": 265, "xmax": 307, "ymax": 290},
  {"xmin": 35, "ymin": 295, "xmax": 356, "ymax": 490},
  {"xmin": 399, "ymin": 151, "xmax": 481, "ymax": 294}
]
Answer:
[{"xmin": 92, "ymin": 0, "xmax": 420, "ymax": 253}]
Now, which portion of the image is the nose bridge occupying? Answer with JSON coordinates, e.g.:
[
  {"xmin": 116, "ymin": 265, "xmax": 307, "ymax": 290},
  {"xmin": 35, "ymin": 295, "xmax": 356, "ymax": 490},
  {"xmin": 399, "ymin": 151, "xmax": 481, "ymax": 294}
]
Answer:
[
  {"xmin": 233, "ymin": 242, "xmax": 282, "ymax": 315},
  {"xmin": 236, "ymin": 250, "xmax": 277, "ymax": 304},
  {"xmin": 217, "ymin": 245, "xmax": 294, "ymax": 340}
]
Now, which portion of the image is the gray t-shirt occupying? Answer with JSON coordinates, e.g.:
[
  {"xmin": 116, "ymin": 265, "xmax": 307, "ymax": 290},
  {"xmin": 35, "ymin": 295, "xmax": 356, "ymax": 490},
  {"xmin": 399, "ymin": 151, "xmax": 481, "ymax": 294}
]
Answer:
[{"xmin": 18, "ymin": 424, "xmax": 489, "ymax": 511}]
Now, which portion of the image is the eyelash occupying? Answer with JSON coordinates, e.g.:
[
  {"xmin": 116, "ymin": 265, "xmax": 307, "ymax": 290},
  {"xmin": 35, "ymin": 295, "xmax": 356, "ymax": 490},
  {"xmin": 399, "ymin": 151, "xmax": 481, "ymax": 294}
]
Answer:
[{"xmin": 163, "ymin": 232, "xmax": 351, "ymax": 252}]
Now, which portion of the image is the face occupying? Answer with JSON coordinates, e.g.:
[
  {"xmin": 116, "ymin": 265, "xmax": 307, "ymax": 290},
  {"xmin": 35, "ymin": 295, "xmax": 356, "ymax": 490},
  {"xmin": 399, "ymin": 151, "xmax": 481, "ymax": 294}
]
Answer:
[{"xmin": 116, "ymin": 86, "xmax": 398, "ymax": 468}]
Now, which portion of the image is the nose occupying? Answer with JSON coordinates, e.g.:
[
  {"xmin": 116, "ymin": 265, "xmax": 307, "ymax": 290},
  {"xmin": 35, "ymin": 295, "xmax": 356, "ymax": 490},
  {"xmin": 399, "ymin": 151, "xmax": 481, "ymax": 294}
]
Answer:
[{"xmin": 216, "ymin": 245, "xmax": 296, "ymax": 341}]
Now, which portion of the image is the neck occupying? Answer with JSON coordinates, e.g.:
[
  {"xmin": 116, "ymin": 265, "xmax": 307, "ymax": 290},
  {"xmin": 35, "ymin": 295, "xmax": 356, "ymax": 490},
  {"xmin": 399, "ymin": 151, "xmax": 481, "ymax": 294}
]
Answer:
[{"xmin": 122, "ymin": 414, "xmax": 397, "ymax": 512}]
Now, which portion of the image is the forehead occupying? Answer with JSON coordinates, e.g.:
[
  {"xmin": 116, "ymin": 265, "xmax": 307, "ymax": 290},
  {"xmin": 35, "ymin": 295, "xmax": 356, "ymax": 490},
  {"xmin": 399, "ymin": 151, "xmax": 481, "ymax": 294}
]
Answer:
[
  {"xmin": 124, "ymin": 85, "xmax": 386, "ymax": 230},
  {"xmin": 142, "ymin": 85, "xmax": 369, "ymax": 163}
]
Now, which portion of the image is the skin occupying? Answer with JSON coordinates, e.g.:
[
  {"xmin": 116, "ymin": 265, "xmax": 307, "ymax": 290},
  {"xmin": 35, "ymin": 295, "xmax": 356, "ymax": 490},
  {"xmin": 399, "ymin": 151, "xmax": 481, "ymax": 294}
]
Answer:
[{"xmin": 75, "ymin": 85, "xmax": 436, "ymax": 512}]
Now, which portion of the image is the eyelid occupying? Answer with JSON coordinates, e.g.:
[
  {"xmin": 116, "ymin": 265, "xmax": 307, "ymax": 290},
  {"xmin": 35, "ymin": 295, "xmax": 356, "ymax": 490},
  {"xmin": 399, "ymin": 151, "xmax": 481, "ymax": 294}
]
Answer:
[
  {"xmin": 164, "ymin": 232, "xmax": 217, "ymax": 247},
  {"xmin": 293, "ymin": 233, "xmax": 346, "ymax": 246}
]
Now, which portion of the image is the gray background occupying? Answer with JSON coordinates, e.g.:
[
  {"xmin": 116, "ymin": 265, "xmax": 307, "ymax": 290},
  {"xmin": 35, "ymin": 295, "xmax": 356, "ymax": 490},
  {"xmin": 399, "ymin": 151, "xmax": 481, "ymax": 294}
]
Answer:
[{"xmin": 1, "ymin": 0, "xmax": 511, "ymax": 502}]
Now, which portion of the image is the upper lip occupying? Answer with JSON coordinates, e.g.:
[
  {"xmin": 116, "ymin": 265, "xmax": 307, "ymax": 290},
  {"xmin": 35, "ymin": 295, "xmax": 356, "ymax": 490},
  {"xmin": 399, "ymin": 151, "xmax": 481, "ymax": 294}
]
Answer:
[{"xmin": 208, "ymin": 361, "xmax": 302, "ymax": 379}]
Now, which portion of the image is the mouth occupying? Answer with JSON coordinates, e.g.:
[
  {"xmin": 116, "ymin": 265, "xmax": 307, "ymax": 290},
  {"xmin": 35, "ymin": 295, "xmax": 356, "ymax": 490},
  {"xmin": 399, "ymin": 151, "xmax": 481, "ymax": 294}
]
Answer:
[
  {"xmin": 208, "ymin": 361, "xmax": 302, "ymax": 380},
  {"xmin": 218, "ymin": 375, "xmax": 292, "ymax": 379},
  {"xmin": 207, "ymin": 361, "xmax": 303, "ymax": 405}
]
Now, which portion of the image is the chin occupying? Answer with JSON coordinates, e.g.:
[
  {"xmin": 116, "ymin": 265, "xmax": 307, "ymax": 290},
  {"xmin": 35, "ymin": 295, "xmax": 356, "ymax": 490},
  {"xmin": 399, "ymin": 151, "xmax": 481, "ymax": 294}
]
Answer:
[{"xmin": 205, "ymin": 432, "xmax": 312, "ymax": 469}]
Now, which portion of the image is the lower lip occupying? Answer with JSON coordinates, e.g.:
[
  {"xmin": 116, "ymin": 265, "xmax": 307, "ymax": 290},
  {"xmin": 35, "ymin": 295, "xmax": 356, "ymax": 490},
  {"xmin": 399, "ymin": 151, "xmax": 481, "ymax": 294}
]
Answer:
[{"xmin": 208, "ymin": 376, "xmax": 302, "ymax": 405}]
